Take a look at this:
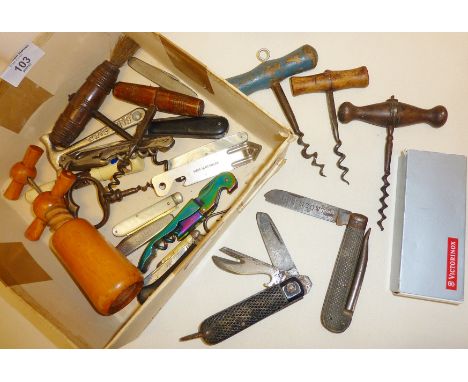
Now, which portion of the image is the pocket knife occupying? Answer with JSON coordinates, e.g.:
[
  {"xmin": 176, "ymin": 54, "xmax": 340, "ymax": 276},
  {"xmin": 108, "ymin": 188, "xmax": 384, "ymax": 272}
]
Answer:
[{"xmin": 180, "ymin": 212, "xmax": 312, "ymax": 345}]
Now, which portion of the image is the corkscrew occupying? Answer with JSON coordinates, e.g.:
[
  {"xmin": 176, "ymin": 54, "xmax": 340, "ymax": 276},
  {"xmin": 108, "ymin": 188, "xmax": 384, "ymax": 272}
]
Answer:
[
  {"xmin": 290, "ymin": 67, "xmax": 369, "ymax": 184},
  {"xmin": 49, "ymin": 35, "xmax": 140, "ymax": 147},
  {"xmin": 138, "ymin": 172, "xmax": 238, "ymax": 274},
  {"xmin": 227, "ymin": 45, "xmax": 326, "ymax": 176},
  {"xmin": 66, "ymin": 106, "xmax": 167, "ymax": 228},
  {"xmin": 338, "ymin": 96, "xmax": 448, "ymax": 230}
]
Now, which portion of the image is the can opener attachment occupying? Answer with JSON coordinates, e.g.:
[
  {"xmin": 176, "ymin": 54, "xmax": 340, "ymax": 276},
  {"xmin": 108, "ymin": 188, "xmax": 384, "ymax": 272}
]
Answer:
[{"xmin": 180, "ymin": 212, "xmax": 312, "ymax": 345}]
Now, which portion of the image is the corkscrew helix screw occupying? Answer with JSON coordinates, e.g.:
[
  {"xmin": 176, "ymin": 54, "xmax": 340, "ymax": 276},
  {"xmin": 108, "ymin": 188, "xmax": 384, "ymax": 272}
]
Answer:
[
  {"xmin": 290, "ymin": 67, "xmax": 370, "ymax": 184},
  {"xmin": 338, "ymin": 95, "xmax": 448, "ymax": 230},
  {"xmin": 327, "ymin": 90, "xmax": 349, "ymax": 184},
  {"xmin": 226, "ymin": 45, "xmax": 326, "ymax": 176},
  {"xmin": 271, "ymin": 82, "xmax": 326, "ymax": 176}
]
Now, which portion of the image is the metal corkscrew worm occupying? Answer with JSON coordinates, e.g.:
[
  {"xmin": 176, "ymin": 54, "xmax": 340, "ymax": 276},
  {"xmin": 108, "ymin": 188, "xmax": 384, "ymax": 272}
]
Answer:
[
  {"xmin": 270, "ymin": 82, "xmax": 325, "ymax": 176},
  {"xmin": 327, "ymin": 91, "xmax": 349, "ymax": 184},
  {"xmin": 338, "ymin": 95, "xmax": 448, "ymax": 230},
  {"xmin": 227, "ymin": 45, "xmax": 326, "ymax": 176},
  {"xmin": 290, "ymin": 67, "xmax": 370, "ymax": 184}
]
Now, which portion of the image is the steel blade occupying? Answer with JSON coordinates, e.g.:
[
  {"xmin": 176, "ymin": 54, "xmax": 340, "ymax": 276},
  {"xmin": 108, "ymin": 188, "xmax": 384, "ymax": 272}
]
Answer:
[
  {"xmin": 264, "ymin": 189, "xmax": 351, "ymax": 226},
  {"xmin": 256, "ymin": 212, "xmax": 298, "ymax": 275},
  {"xmin": 128, "ymin": 57, "xmax": 198, "ymax": 98}
]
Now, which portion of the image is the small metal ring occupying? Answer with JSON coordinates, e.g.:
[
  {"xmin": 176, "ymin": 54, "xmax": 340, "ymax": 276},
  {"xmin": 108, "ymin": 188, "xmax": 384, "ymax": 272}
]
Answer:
[{"xmin": 256, "ymin": 48, "xmax": 270, "ymax": 62}]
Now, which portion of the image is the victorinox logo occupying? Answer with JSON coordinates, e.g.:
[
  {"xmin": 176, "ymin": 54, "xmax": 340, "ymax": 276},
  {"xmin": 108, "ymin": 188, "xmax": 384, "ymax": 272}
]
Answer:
[{"xmin": 446, "ymin": 237, "xmax": 458, "ymax": 291}]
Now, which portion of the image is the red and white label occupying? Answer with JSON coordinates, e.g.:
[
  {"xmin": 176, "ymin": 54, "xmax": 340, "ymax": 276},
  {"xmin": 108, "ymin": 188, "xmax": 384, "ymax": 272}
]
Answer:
[{"xmin": 446, "ymin": 237, "xmax": 458, "ymax": 290}]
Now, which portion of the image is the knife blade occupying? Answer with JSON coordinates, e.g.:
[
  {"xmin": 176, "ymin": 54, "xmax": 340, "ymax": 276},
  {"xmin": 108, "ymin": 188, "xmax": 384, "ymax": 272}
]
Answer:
[
  {"xmin": 128, "ymin": 57, "xmax": 198, "ymax": 98},
  {"xmin": 265, "ymin": 189, "xmax": 369, "ymax": 333},
  {"xmin": 264, "ymin": 189, "xmax": 351, "ymax": 226},
  {"xmin": 256, "ymin": 212, "xmax": 298, "ymax": 277}
]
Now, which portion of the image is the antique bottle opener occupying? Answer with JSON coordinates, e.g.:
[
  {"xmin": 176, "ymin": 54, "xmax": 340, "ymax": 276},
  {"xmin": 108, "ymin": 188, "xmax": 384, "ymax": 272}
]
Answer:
[
  {"xmin": 290, "ymin": 67, "xmax": 369, "ymax": 184},
  {"xmin": 40, "ymin": 108, "xmax": 146, "ymax": 171},
  {"xmin": 180, "ymin": 212, "xmax": 312, "ymax": 345},
  {"xmin": 60, "ymin": 136, "xmax": 174, "ymax": 171},
  {"xmin": 128, "ymin": 57, "xmax": 198, "ymax": 98},
  {"xmin": 265, "ymin": 189, "xmax": 370, "ymax": 333},
  {"xmin": 151, "ymin": 132, "xmax": 261, "ymax": 196},
  {"xmin": 338, "ymin": 96, "xmax": 448, "ymax": 230},
  {"xmin": 138, "ymin": 172, "xmax": 238, "ymax": 274},
  {"xmin": 227, "ymin": 45, "xmax": 326, "ymax": 176}
]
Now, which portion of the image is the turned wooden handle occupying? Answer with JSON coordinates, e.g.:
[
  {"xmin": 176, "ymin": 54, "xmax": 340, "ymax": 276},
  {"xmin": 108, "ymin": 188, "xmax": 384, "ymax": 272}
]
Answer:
[
  {"xmin": 50, "ymin": 214, "xmax": 143, "ymax": 315},
  {"xmin": 113, "ymin": 82, "xmax": 204, "ymax": 117},
  {"xmin": 25, "ymin": 170, "xmax": 76, "ymax": 241},
  {"xmin": 50, "ymin": 61, "xmax": 120, "ymax": 148},
  {"xmin": 226, "ymin": 45, "xmax": 318, "ymax": 95},
  {"xmin": 338, "ymin": 97, "xmax": 448, "ymax": 128},
  {"xmin": 4, "ymin": 145, "xmax": 44, "ymax": 200},
  {"xmin": 290, "ymin": 66, "xmax": 369, "ymax": 96}
]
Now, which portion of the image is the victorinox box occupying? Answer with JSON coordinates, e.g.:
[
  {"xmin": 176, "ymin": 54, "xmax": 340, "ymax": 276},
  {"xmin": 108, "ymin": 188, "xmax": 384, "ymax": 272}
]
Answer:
[
  {"xmin": 0, "ymin": 32, "xmax": 294, "ymax": 348},
  {"xmin": 391, "ymin": 149, "xmax": 467, "ymax": 303}
]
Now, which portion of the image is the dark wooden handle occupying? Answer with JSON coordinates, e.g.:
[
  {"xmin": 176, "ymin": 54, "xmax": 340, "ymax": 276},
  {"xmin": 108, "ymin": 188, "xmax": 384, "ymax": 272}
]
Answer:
[
  {"xmin": 113, "ymin": 82, "xmax": 204, "ymax": 117},
  {"xmin": 50, "ymin": 61, "xmax": 119, "ymax": 147},
  {"xmin": 338, "ymin": 96, "xmax": 448, "ymax": 128},
  {"xmin": 290, "ymin": 66, "xmax": 369, "ymax": 96}
]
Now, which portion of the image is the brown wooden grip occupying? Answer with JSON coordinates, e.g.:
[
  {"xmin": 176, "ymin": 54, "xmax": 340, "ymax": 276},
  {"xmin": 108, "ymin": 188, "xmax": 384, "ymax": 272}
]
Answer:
[
  {"xmin": 4, "ymin": 145, "xmax": 44, "ymax": 200},
  {"xmin": 290, "ymin": 66, "xmax": 369, "ymax": 96},
  {"xmin": 338, "ymin": 97, "xmax": 448, "ymax": 128},
  {"xmin": 113, "ymin": 82, "xmax": 204, "ymax": 117},
  {"xmin": 49, "ymin": 209, "xmax": 143, "ymax": 315},
  {"xmin": 25, "ymin": 170, "xmax": 76, "ymax": 241},
  {"xmin": 50, "ymin": 61, "xmax": 120, "ymax": 147}
]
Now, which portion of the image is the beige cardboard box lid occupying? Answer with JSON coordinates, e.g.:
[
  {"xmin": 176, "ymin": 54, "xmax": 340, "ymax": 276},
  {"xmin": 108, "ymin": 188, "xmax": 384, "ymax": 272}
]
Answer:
[{"xmin": 0, "ymin": 32, "xmax": 293, "ymax": 348}]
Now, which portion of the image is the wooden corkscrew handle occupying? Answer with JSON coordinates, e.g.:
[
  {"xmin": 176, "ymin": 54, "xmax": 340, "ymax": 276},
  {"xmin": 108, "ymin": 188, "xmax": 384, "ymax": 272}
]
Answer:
[
  {"xmin": 337, "ymin": 96, "xmax": 448, "ymax": 128},
  {"xmin": 25, "ymin": 170, "xmax": 76, "ymax": 241},
  {"xmin": 290, "ymin": 66, "xmax": 369, "ymax": 96},
  {"xmin": 113, "ymin": 82, "xmax": 204, "ymax": 117},
  {"xmin": 50, "ymin": 61, "xmax": 119, "ymax": 147},
  {"xmin": 226, "ymin": 45, "xmax": 318, "ymax": 95},
  {"xmin": 4, "ymin": 145, "xmax": 44, "ymax": 200}
]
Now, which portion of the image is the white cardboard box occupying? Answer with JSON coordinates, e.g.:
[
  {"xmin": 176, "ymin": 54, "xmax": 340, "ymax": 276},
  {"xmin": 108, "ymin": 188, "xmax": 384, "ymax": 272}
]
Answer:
[
  {"xmin": 0, "ymin": 32, "xmax": 293, "ymax": 348},
  {"xmin": 391, "ymin": 149, "xmax": 466, "ymax": 303}
]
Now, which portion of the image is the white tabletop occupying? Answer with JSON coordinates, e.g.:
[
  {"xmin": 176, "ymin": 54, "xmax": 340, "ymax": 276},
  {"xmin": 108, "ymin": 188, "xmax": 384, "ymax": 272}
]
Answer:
[{"xmin": 1, "ymin": 32, "xmax": 468, "ymax": 348}]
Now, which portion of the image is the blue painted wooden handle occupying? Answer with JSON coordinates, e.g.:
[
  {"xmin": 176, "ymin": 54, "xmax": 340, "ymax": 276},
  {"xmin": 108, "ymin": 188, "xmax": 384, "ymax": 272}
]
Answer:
[{"xmin": 227, "ymin": 45, "xmax": 318, "ymax": 95}]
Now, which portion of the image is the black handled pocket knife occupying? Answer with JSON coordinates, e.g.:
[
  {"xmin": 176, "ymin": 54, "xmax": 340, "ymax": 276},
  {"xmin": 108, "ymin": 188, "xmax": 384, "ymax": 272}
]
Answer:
[{"xmin": 180, "ymin": 212, "xmax": 312, "ymax": 345}]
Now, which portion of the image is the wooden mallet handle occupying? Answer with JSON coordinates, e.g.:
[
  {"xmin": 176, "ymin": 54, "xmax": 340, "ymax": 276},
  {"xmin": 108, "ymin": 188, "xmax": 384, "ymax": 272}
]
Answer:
[
  {"xmin": 338, "ymin": 97, "xmax": 448, "ymax": 128},
  {"xmin": 113, "ymin": 82, "xmax": 204, "ymax": 117},
  {"xmin": 4, "ymin": 145, "xmax": 44, "ymax": 200},
  {"xmin": 25, "ymin": 170, "xmax": 76, "ymax": 241},
  {"xmin": 290, "ymin": 66, "xmax": 369, "ymax": 96}
]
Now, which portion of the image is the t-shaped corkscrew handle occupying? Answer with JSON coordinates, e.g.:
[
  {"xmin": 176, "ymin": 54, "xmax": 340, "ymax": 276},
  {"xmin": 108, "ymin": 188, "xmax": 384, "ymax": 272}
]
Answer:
[
  {"xmin": 226, "ymin": 45, "xmax": 326, "ymax": 176},
  {"xmin": 25, "ymin": 170, "xmax": 76, "ymax": 241},
  {"xmin": 290, "ymin": 67, "xmax": 369, "ymax": 184},
  {"xmin": 337, "ymin": 96, "xmax": 448, "ymax": 230},
  {"xmin": 337, "ymin": 97, "xmax": 447, "ymax": 128},
  {"xmin": 4, "ymin": 145, "xmax": 44, "ymax": 200}
]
